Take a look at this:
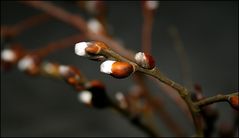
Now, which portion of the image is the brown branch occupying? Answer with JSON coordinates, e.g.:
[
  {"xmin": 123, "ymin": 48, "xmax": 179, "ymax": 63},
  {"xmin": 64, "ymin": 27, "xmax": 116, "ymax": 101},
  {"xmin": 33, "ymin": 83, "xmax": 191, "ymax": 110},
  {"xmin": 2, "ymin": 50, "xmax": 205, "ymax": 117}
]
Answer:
[
  {"xmin": 32, "ymin": 34, "xmax": 85, "ymax": 58},
  {"xmin": 141, "ymin": 5, "xmax": 155, "ymax": 53},
  {"xmin": 98, "ymin": 47, "xmax": 204, "ymax": 136},
  {"xmin": 20, "ymin": 1, "xmax": 135, "ymax": 60},
  {"xmin": 2, "ymin": 38, "xmax": 160, "ymax": 137},
  {"xmin": 20, "ymin": 1, "xmax": 88, "ymax": 34},
  {"xmin": 20, "ymin": 1, "xmax": 205, "ymax": 136},
  {"xmin": 195, "ymin": 92, "xmax": 238, "ymax": 107},
  {"xmin": 138, "ymin": 67, "xmax": 203, "ymax": 136},
  {"xmin": 1, "ymin": 13, "xmax": 50, "ymax": 39}
]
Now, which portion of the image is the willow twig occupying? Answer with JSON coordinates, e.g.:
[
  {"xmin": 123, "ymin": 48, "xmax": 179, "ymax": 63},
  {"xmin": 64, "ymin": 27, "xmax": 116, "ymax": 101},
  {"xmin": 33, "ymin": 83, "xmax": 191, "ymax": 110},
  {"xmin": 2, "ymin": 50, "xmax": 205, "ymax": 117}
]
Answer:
[
  {"xmin": 99, "ymin": 47, "xmax": 204, "ymax": 136},
  {"xmin": 1, "ymin": 13, "xmax": 50, "ymax": 39},
  {"xmin": 168, "ymin": 25, "xmax": 193, "ymax": 91},
  {"xmin": 195, "ymin": 92, "xmax": 238, "ymax": 107}
]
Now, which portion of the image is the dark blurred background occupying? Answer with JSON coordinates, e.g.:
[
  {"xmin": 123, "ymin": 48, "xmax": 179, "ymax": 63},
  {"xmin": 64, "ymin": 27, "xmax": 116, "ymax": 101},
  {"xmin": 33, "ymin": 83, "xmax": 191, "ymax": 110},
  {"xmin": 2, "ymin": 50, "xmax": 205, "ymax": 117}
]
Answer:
[{"xmin": 1, "ymin": 1, "xmax": 238, "ymax": 137}]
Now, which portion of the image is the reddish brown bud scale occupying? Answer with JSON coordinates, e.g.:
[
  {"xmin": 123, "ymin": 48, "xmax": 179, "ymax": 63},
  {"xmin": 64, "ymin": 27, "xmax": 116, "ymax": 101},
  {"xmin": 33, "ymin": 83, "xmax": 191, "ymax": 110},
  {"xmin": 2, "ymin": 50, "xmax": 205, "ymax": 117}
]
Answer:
[
  {"xmin": 74, "ymin": 85, "xmax": 85, "ymax": 92},
  {"xmin": 85, "ymin": 41, "xmax": 108, "ymax": 55},
  {"xmin": 144, "ymin": 53, "xmax": 155, "ymax": 69},
  {"xmin": 85, "ymin": 44, "xmax": 100, "ymax": 55},
  {"xmin": 229, "ymin": 95, "xmax": 239, "ymax": 110},
  {"xmin": 111, "ymin": 62, "xmax": 134, "ymax": 78},
  {"xmin": 87, "ymin": 80, "xmax": 105, "ymax": 90}
]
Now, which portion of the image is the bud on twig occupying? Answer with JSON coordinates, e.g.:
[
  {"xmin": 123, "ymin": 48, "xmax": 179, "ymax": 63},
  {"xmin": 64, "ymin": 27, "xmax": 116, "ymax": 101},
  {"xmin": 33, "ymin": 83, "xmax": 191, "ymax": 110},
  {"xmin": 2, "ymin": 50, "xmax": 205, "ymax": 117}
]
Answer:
[
  {"xmin": 100, "ymin": 60, "xmax": 134, "ymax": 79},
  {"xmin": 143, "ymin": 0, "xmax": 159, "ymax": 11},
  {"xmin": 85, "ymin": 41, "xmax": 108, "ymax": 55},
  {"xmin": 134, "ymin": 52, "xmax": 155, "ymax": 69},
  {"xmin": 115, "ymin": 92, "xmax": 128, "ymax": 109},
  {"xmin": 59, "ymin": 65, "xmax": 81, "ymax": 86},
  {"xmin": 78, "ymin": 80, "xmax": 110, "ymax": 108},
  {"xmin": 87, "ymin": 18, "xmax": 106, "ymax": 35},
  {"xmin": 1, "ymin": 44, "xmax": 25, "ymax": 70},
  {"xmin": 41, "ymin": 62, "xmax": 60, "ymax": 77},
  {"xmin": 75, "ymin": 41, "xmax": 107, "ymax": 61},
  {"xmin": 228, "ymin": 95, "xmax": 239, "ymax": 110},
  {"xmin": 18, "ymin": 55, "xmax": 41, "ymax": 75}
]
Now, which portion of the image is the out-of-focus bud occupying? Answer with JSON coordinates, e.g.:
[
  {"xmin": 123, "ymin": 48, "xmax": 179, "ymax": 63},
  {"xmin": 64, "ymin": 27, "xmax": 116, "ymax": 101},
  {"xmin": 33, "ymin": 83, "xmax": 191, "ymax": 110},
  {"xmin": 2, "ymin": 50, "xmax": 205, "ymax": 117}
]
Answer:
[
  {"xmin": 1, "ymin": 43, "xmax": 25, "ymax": 71},
  {"xmin": 115, "ymin": 92, "xmax": 128, "ymax": 109},
  {"xmin": 142, "ymin": 0, "xmax": 159, "ymax": 11},
  {"xmin": 17, "ymin": 54, "xmax": 41, "ymax": 75},
  {"xmin": 228, "ymin": 95, "xmax": 239, "ymax": 110},
  {"xmin": 41, "ymin": 62, "xmax": 60, "ymax": 77},
  {"xmin": 87, "ymin": 18, "xmax": 106, "ymax": 35},
  {"xmin": 78, "ymin": 80, "xmax": 110, "ymax": 108},
  {"xmin": 59, "ymin": 65, "xmax": 81, "ymax": 86}
]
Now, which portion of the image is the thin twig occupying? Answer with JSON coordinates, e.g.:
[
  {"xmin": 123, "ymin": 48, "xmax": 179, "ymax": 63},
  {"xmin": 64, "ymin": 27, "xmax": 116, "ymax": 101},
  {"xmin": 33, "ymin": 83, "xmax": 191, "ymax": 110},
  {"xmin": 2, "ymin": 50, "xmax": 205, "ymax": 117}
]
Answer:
[
  {"xmin": 21, "ymin": 1, "xmax": 135, "ymax": 60},
  {"xmin": 33, "ymin": 34, "xmax": 85, "ymax": 58},
  {"xmin": 141, "ymin": 6, "xmax": 155, "ymax": 53},
  {"xmin": 99, "ymin": 48, "xmax": 204, "ymax": 136},
  {"xmin": 1, "ymin": 13, "xmax": 50, "ymax": 39},
  {"xmin": 168, "ymin": 25, "xmax": 193, "ymax": 91},
  {"xmin": 195, "ymin": 92, "xmax": 238, "ymax": 107}
]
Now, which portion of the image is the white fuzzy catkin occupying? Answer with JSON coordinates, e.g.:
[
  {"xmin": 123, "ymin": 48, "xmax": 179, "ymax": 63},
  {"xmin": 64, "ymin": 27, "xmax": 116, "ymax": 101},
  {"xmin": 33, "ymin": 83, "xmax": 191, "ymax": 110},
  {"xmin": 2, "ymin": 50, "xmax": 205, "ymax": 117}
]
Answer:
[
  {"xmin": 115, "ymin": 92, "xmax": 128, "ymax": 109},
  {"xmin": 87, "ymin": 18, "xmax": 103, "ymax": 34},
  {"xmin": 75, "ymin": 42, "xmax": 90, "ymax": 56},
  {"xmin": 18, "ymin": 56, "xmax": 34, "ymax": 71},
  {"xmin": 100, "ymin": 60, "xmax": 116, "ymax": 74},
  {"xmin": 134, "ymin": 52, "xmax": 148, "ymax": 68},
  {"xmin": 42, "ymin": 62, "xmax": 55, "ymax": 74},
  {"xmin": 1, "ymin": 49, "xmax": 16, "ymax": 62},
  {"xmin": 59, "ymin": 65, "xmax": 70, "ymax": 75},
  {"xmin": 145, "ymin": 1, "xmax": 159, "ymax": 10},
  {"xmin": 78, "ymin": 90, "xmax": 92, "ymax": 105}
]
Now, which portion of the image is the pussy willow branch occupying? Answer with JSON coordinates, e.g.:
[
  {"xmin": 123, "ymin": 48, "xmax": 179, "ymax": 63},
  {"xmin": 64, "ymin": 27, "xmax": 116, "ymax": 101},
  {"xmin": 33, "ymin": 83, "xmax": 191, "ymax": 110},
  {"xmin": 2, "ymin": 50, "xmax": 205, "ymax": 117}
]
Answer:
[
  {"xmin": 33, "ymin": 34, "xmax": 85, "ymax": 58},
  {"xmin": 142, "ymin": 68, "xmax": 204, "ymax": 136},
  {"xmin": 40, "ymin": 63, "xmax": 160, "ymax": 137},
  {"xmin": 1, "ymin": 17, "xmax": 160, "ymax": 137},
  {"xmin": 2, "ymin": 41, "xmax": 160, "ymax": 137},
  {"xmin": 21, "ymin": 1, "xmax": 135, "ymax": 60},
  {"xmin": 21, "ymin": 1, "xmax": 202, "ymax": 136},
  {"xmin": 21, "ymin": 1, "xmax": 189, "ymax": 124},
  {"xmin": 195, "ymin": 92, "xmax": 238, "ymax": 107},
  {"xmin": 18, "ymin": 1, "xmax": 238, "ymax": 136},
  {"xmin": 100, "ymin": 48, "xmax": 204, "ymax": 136},
  {"xmin": 1, "ymin": 13, "xmax": 50, "ymax": 39}
]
